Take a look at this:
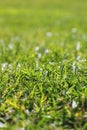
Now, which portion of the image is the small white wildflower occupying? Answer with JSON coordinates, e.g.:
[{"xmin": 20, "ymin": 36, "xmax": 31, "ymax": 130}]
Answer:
[
  {"xmin": 63, "ymin": 75, "xmax": 67, "ymax": 79},
  {"xmin": 44, "ymin": 49, "xmax": 50, "ymax": 54},
  {"xmin": 16, "ymin": 63, "xmax": 21, "ymax": 70},
  {"xmin": 79, "ymin": 59, "xmax": 87, "ymax": 63},
  {"xmin": 58, "ymin": 66, "xmax": 60, "ymax": 69},
  {"xmin": 1, "ymin": 63, "xmax": 8, "ymax": 71},
  {"xmin": 8, "ymin": 109, "xmax": 14, "ymax": 113},
  {"xmin": 45, "ymin": 71, "xmax": 48, "ymax": 76},
  {"xmin": 0, "ymin": 39, "xmax": 4, "ymax": 44},
  {"xmin": 62, "ymin": 60, "xmax": 66, "ymax": 63},
  {"xmin": 49, "ymin": 61, "xmax": 53, "ymax": 65},
  {"xmin": 72, "ymin": 27, "xmax": 77, "ymax": 33},
  {"xmin": 50, "ymin": 123, "xmax": 57, "ymax": 128},
  {"xmin": 18, "ymin": 128, "xmax": 25, "ymax": 130},
  {"xmin": 8, "ymin": 64, "xmax": 12, "ymax": 70},
  {"xmin": 83, "ymin": 115, "xmax": 87, "ymax": 118},
  {"xmin": 46, "ymin": 32, "xmax": 53, "ymax": 37},
  {"xmin": 25, "ymin": 109, "xmax": 30, "ymax": 115},
  {"xmin": 40, "ymin": 68, "xmax": 43, "ymax": 71},
  {"xmin": 72, "ymin": 62, "xmax": 76, "ymax": 72},
  {"xmin": 0, "ymin": 122, "xmax": 6, "ymax": 128},
  {"xmin": 35, "ymin": 46, "xmax": 39, "ymax": 52},
  {"xmin": 38, "ymin": 53, "xmax": 42, "ymax": 59},
  {"xmin": 8, "ymin": 43, "xmax": 13, "ymax": 50},
  {"xmin": 76, "ymin": 55, "xmax": 81, "ymax": 61},
  {"xmin": 76, "ymin": 41, "xmax": 81, "ymax": 51},
  {"xmin": 18, "ymin": 63, "xmax": 21, "ymax": 68},
  {"xmin": 72, "ymin": 100, "xmax": 77, "ymax": 109},
  {"xmin": 45, "ymin": 115, "xmax": 51, "ymax": 118}
]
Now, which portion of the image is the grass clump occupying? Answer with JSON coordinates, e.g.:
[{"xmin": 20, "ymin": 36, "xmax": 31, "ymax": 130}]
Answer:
[{"xmin": 0, "ymin": 0, "xmax": 87, "ymax": 129}]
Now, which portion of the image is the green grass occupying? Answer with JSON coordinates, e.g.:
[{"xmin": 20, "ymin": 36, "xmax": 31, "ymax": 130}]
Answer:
[{"xmin": 0, "ymin": 0, "xmax": 87, "ymax": 129}]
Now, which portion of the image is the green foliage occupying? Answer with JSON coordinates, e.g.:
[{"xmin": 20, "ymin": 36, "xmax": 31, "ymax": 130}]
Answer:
[{"xmin": 0, "ymin": 0, "xmax": 87, "ymax": 129}]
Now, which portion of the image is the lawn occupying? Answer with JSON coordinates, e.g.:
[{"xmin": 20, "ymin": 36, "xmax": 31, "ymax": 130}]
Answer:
[{"xmin": 0, "ymin": 0, "xmax": 87, "ymax": 129}]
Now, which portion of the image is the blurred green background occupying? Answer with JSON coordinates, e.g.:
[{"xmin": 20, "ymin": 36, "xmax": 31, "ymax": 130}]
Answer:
[{"xmin": 0, "ymin": 0, "xmax": 87, "ymax": 36}]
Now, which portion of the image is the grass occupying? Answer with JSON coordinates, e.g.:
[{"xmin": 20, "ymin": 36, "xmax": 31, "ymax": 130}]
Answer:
[{"xmin": 0, "ymin": 0, "xmax": 87, "ymax": 129}]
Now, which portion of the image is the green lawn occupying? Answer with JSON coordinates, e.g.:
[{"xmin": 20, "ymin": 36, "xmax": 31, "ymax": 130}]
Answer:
[{"xmin": 0, "ymin": 0, "xmax": 87, "ymax": 129}]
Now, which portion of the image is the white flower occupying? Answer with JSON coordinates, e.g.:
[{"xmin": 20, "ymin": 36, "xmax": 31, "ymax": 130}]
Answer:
[
  {"xmin": 1, "ymin": 63, "xmax": 8, "ymax": 71},
  {"xmin": 40, "ymin": 68, "xmax": 43, "ymax": 71},
  {"xmin": 0, "ymin": 39, "xmax": 4, "ymax": 44},
  {"xmin": 76, "ymin": 55, "xmax": 81, "ymax": 61},
  {"xmin": 16, "ymin": 63, "xmax": 21, "ymax": 70},
  {"xmin": 1, "ymin": 63, "xmax": 13, "ymax": 72},
  {"xmin": 79, "ymin": 59, "xmax": 87, "ymax": 62},
  {"xmin": 72, "ymin": 62, "xmax": 76, "ymax": 72},
  {"xmin": 72, "ymin": 100, "xmax": 77, "ymax": 109},
  {"xmin": 8, "ymin": 64, "xmax": 12, "ymax": 70},
  {"xmin": 76, "ymin": 41, "xmax": 81, "ymax": 51},
  {"xmin": 38, "ymin": 53, "xmax": 42, "ymax": 59},
  {"xmin": 35, "ymin": 46, "xmax": 39, "ymax": 52},
  {"xmin": 0, "ymin": 122, "xmax": 6, "ymax": 128},
  {"xmin": 49, "ymin": 61, "xmax": 53, "ymax": 65},
  {"xmin": 83, "ymin": 115, "xmax": 87, "ymax": 118},
  {"xmin": 72, "ymin": 28, "xmax": 77, "ymax": 33},
  {"xmin": 46, "ymin": 32, "xmax": 53, "ymax": 37},
  {"xmin": 18, "ymin": 63, "xmax": 21, "ymax": 68},
  {"xmin": 58, "ymin": 66, "xmax": 60, "ymax": 69},
  {"xmin": 45, "ymin": 115, "xmax": 51, "ymax": 118},
  {"xmin": 8, "ymin": 43, "xmax": 13, "ymax": 50},
  {"xmin": 44, "ymin": 49, "xmax": 50, "ymax": 54},
  {"xmin": 45, "ymin": 71, "xmax": 48, "ymax": 76},
  {"xmin": 25, "ymin": 109, "xmax": 30, "ymax": 115}
]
